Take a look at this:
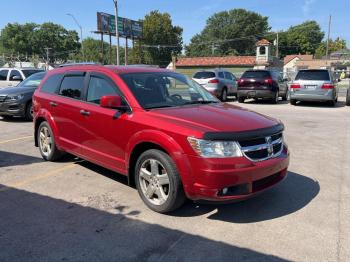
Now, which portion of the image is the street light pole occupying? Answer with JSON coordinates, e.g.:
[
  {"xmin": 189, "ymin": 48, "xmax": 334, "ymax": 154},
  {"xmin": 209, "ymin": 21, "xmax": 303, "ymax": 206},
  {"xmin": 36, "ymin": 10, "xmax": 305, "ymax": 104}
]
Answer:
[
  {"xmin": 113, "ymin": 0, "xmax": 120, "ymax": 65},
  {"xmin": 67, "ymin": 13, "xmax": 85, "ymax": 61}
]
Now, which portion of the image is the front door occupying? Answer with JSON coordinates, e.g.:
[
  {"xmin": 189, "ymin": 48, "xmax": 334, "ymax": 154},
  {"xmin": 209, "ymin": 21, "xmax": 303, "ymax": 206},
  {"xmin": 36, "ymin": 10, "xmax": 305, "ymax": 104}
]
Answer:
[{"xmin": 78, "ymin": 72, "xmax": 129, "ymax": 174}]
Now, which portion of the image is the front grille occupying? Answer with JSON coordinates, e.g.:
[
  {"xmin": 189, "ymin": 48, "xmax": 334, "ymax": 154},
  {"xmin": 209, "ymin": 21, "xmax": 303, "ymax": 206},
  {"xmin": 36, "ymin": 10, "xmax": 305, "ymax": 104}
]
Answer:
[
  {"xmin": 238, "ymin": 132, "xmax": 284, "ymax": 161},
  {"xmin": 0, "ymin": 95, "xmax": 7, "ymax": 102}
]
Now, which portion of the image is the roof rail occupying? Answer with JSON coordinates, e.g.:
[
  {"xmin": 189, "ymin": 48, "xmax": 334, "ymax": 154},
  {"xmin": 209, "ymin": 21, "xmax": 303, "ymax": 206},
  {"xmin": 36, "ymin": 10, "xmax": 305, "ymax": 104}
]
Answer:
[{"xmin": 57, "ymin": 62, "xmax": 102, "ymax": 68}]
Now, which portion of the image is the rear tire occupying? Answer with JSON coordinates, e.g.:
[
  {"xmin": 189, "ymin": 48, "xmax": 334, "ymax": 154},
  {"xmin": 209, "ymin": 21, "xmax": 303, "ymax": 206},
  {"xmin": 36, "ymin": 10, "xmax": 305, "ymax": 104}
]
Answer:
[
  {"xmin": 271, "ymin": 91, "xmax": 279, "ymax": 104},
  {"xmin": 290, "ymin": 99, "xmax": 297, "ymax": 105},
  {"xmin": 346, "ymin": 89, "xmax": 350, "ymax": 106},
  {"xmin": 220, "ymin": 88, "xmax": 227, "ymax": 102},
  {"xmin": 135, "ymin": 149, "xmax": 186, "ymax": 213},
  {"xmin": 37, "ymin": 121, "xmax": 64, "ymax": 161},
  {"xmin": 238, "ymin": 96, "xmax": 245, "ymax": 103}
]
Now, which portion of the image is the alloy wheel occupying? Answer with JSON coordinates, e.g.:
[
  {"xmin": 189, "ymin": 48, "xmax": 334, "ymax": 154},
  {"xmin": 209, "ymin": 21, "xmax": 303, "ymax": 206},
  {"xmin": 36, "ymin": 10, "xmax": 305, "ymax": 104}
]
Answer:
[
  {"xmin": 139, "ymin": 159, "xmax": 170, "ymax": 206},
  {"xmin": 39, "ymin": 126, "xmax": 53, "ymax": 157}
]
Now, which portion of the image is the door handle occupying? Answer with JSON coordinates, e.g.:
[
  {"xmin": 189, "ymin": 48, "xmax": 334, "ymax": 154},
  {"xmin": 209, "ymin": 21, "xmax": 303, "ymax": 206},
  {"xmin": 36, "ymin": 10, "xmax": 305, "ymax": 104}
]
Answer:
[
  {"xmin": 80, "ymin": 109, "xmax": 90, "ymax": 116},
  {"xmin": 49, "ymin": 101, "xmax": 58, "ymax": 107}
]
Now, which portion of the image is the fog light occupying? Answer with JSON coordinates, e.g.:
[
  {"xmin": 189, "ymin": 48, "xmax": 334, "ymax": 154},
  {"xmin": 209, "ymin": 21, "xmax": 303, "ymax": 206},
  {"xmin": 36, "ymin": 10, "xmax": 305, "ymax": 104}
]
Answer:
[{"xmin": 222, "ymin": 188, "xmax": 228, "ymax": 195}]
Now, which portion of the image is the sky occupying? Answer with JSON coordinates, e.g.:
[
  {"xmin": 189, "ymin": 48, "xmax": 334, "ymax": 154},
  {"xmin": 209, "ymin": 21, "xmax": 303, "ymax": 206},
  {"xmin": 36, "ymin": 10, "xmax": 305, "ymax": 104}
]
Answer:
[{"xmin": 0, "ymin": 0, "xmax": 349, "ymax": 48}]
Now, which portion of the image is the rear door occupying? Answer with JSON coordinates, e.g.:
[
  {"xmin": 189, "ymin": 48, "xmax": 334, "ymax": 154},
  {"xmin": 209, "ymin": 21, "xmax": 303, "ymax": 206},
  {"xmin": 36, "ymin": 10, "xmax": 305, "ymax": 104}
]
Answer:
[
  {"xmin": 239, "ymin": 71, "xmax": 271, "ymax": 90},
  {"xmin": 78, "ymin": 72, "xmax": 129, "ymax": 173},
  {"xmin": 53, "ymin": 71, "xmax": 87, "ymax": 154},
  {"xmin": 0, "ymin": 69, "xmax": 9, "ymax": 88},
  {"xmin": 192, "ymin": 71, "xmax": 216, "ymax": 86},
  {"xmin": 295, "ymin": 70, "xmax": 332, "ymax": 95},
  {"xmin": 224, "ymin": 72, "xmax": 236, "ymax": 94}
]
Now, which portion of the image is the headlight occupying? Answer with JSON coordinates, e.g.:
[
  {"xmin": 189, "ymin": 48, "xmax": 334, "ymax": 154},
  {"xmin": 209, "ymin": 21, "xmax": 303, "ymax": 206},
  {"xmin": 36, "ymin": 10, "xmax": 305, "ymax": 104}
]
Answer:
[
  {"xmin": 5, "ymin": 94, "xmax": 24, "ymax": 101},
  {"xmin": 187, "ymin": 137, "xmax": 242, "ymax": 158}
]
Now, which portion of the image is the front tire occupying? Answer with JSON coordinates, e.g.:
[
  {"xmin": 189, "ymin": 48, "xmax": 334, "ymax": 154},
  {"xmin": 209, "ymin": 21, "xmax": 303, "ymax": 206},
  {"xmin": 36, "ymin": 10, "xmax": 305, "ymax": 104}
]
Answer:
[
  {"xmin": 238, "ymin": 96, "xmax": 245, "ymax": 103},
  {"xmin": 220, "ymin": 88, "xmax": 227, "ymax": 102},
  {"xmin": 290, "ymin": 99, "xmax": 297, "ymax": 105},
  {"xmin": 135, "ymin": 149, "xmax": 186, "ymax": 213},
  {"xmin": 37, "ymin": 121, "xmax": 64, "ymax": 161},
  {"xmin": 25, "ymin": 101, "xmax": 33, "ymax": 121},
  {"xmin": 271, "ymin": 91, "xmax": 279, "ymax": 104}
]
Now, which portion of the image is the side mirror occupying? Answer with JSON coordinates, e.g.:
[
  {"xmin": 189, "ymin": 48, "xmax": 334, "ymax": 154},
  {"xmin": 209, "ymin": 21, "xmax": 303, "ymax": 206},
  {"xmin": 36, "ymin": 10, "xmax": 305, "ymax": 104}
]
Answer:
[
  {"xmin": 100, "ymin": 95, "xmax": 123, "ymax": 109},
  {"xmin": 12, "ymin": 75, "xmax": 23, "ymax": 81}
]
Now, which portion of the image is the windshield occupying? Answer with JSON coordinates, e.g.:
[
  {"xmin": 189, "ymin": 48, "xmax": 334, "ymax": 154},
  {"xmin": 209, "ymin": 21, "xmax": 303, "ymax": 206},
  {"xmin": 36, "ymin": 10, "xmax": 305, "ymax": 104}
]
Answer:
[
  {"xmin": 295, "ymin": 70, "xmax": 330, "ymax": 81},
  {"xmin": 242, "ymin": 71, "xmax": 270, "ymax": 79},
  {"xmin": 18, "ymin": 72, "xmax": 46, "ymax": 88},
  {"xmin": 193, "ymin": 71, "xmax": 216, "ymax": 79},
  {"xmin": 22, "ymin": 69, "xmax": 45, "ymax": 78},
  {"xmin": 120, "ymin": 72, "xmax": 218, "ymax": 109}
]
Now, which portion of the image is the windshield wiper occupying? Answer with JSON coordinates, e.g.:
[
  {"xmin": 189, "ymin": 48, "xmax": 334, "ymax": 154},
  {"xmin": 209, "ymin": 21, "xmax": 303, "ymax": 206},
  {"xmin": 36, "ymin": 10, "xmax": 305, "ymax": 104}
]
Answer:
[
  {"xmin": 184, "ymin": 100, "xmax": 218, "ymax": 105},
  {"xmin": 144, "ymin": 105, "xmax": 175, "ymax": 110}
]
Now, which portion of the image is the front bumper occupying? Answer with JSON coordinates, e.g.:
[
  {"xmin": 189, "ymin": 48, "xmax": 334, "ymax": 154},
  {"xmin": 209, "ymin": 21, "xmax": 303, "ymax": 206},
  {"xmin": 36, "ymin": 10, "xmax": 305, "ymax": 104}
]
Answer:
[
  {"xmin": 183, "ymin": 146, "xmax": 290, "ymax": 201},
  {"xmin": 238, "ymin": 89, "xmax": 275, "ymax": 99},
  {"xmin": 0, "ymin": 101, "xmax": 26, "ymax": 117}
]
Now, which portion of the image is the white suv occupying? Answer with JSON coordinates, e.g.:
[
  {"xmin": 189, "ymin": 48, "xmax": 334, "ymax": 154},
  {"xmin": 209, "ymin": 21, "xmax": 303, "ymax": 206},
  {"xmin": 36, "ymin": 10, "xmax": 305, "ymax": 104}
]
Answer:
[{"xmin": 0, "ymin": 68, "xmax": 44, "ymax": 88}]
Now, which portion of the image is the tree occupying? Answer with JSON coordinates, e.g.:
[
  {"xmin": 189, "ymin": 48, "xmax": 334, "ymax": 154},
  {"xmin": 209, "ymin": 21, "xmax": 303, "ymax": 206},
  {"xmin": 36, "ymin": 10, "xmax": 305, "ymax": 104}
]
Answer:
[
  {"xmin": 186, "ymin": 9, "xmax": 270, "ymax": 57},
  {"xmin": 315, "ymin": 37, "xmax": 347, "ymax": 58},
  {"xmin": 277, "ymin": 21, "xmax": 324, "ymax": 57},
  {"xmin": 1, "ymin": 22, "xmax": 81, "ymax": 62},
  {"xmin": 142, "ymin": 11, "xmax": 183, "ymax": 67}
]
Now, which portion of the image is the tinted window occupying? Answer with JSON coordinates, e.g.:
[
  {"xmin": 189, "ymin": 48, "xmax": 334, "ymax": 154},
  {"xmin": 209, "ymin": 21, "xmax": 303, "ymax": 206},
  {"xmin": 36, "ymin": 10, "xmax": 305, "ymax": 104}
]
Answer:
[
  {"xmin": 59, "ymin": 75, "xmax": 85, "ymax": 99},
  {"xmin": 0, "ymin": 70, "xmax": 9, "ymax": 81},
  {"xmin": 41, "ymin": 74, "xmax": 63, "ymax": 94},
  {"xmin": 18, "ymin": 72, "xmax": 46, "ymax": 88},
  {"xmin": 218, "ymin": 72, "xmax": 225, "ymax": 79},
  {"xmin": 9, "ymin": 70, "xmax": 22, "ymax": 80},
  {"xmin": 242, "ymin": 71, "xmax": 270, "ymax": 79},
  {"xmin": 295, "ymin": 70, "xmax": 330, "ymax": 81},
  {"xmin": 224, "ymin": 72, "xmax": 233, "ymax": 80},
  {"xmin": 22, "ymin": 70, "xmax": 44, "ymax": 78},
  {"xmin": 193, "ymin": 71, "xmax": 215, "ymax": 79},
  {"xmin": 87, "ymin": 76, "xmax": 119, "ymax": 104}
]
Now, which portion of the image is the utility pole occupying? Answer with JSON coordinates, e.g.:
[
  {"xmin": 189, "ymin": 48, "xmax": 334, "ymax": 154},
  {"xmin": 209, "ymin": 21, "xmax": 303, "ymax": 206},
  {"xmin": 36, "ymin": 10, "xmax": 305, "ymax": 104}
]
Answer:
[
  {"xmin": 113, "ymin": 0, "xmax": 120, "ymax": 65},
  {"xmin": 276, "ymin": 32, "xmax": 279, "ymax": 58},
  {"xmin": 125, "ymin": 38, "xmax": 128, "ymax": 65},
  {"xmin": 44, "ymin": 48, "xmax": 52, "ymax": 70},
  {"xmin": 326, "ymin": 15, "xmax": 332, "ymax": 59},
  {"xmin": 67, "ymin": 13, "xmax": 84, "ymax": 61}
]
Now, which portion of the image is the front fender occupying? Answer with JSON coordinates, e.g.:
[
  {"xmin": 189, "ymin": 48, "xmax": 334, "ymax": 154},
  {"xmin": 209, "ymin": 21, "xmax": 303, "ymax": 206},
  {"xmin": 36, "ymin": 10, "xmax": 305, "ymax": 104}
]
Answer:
[{"xmin": 126, "ymin": 130, "xmax": 193, "ymax": 190}]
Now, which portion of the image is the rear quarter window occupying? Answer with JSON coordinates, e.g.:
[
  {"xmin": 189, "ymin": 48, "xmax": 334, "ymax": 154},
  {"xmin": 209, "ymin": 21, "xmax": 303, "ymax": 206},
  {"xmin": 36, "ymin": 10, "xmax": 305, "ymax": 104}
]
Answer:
[
  {"xmin": 40, "ymin": 74, "xmax": 63, "ymax": 94},
  {"xmin": 242, "ymin": 71, "xmax": 270, "ymax": 79},
  {"xmin": 295, "ymin": 70, "xmax": 330, "ymax": 81},
  {"xmin": 193, "ymin": 72, "xmax": 215, "ymax": 79}
]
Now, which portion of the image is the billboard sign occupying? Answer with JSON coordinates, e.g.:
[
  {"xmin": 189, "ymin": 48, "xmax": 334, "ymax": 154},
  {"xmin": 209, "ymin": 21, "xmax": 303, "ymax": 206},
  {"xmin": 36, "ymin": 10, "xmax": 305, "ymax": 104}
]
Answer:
[{"xmin": 97, "ymin": 12, "xmax": 143, "ymax": 39}]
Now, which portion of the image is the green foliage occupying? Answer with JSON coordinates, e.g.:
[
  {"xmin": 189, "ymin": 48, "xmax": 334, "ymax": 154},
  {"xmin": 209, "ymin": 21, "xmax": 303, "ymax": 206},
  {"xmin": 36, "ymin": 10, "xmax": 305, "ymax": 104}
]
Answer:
[
  {"xmin": 315, "ymin": 37, "xmax": 347, "ymax": 58},
  {"xmin": 142, "ymin": 11, "xmax": 183, "ymax": 67},
  {"xmin": 278, "ymin": 21, "xmax": 324, "ymax": 57},
  {"xmin": 1, "ymin": 22, "xmax": 80, "ymax": 62},
  {"xmin": 185, "ymin": 9, "xmax": 270, "ymax": 57}
]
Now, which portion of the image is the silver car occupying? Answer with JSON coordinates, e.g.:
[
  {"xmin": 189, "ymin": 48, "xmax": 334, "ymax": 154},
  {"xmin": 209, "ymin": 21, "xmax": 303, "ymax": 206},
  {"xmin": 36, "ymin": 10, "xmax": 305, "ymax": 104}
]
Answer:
[
  {"xmin": 192, "ymin": 69, "xmax": 237, "ymax": 101},
  {"xmin": 290, "ymin": 69, "xmax": 338, "ymax": 106}
]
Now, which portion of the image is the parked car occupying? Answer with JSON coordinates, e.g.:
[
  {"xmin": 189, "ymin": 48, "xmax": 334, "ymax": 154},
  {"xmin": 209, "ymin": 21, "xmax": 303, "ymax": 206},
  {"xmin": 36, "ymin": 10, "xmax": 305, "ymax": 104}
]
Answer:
[
  {"xmin": 192, "ymin": 69, "xmax": 237, "ymax": 101},
  {"xmin": 0, "ymin": 68, "xmax": 44, "ymax": 88},
  {"xmin": 289, "ymin": 69, "xmax": 338, "ymax": 106},
  {"xmin": 33, "ymin": 65, "xmax": 289, "ymax": 213},
  {"xmin": 0, "ymin": 72, "xmax": 46, "ymax": 121},
  {"xmin": 346, "ymin": 87, "xmax": 350, "ymax": 106},
  {"xmin": 237, "ymin": 69, "xmax": 288, "ymax": 103}
]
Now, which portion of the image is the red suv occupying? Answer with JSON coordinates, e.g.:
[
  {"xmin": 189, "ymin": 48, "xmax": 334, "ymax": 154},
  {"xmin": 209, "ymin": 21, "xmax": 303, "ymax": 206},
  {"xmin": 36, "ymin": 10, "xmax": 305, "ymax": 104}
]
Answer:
[{"xmin": 33, "ymin": 65, "xmax": 289, "ymax": 213}]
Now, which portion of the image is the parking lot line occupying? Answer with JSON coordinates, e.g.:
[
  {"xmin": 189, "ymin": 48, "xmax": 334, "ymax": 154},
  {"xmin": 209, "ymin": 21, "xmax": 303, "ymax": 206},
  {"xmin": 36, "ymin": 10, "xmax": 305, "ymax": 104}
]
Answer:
[
  {"xmin": 0, "ymin": 162, "xmax": 81, "ymax": 192},
  {"xmin": 0, "ymin": 135, "xmax": 33, "ymax": 145}
]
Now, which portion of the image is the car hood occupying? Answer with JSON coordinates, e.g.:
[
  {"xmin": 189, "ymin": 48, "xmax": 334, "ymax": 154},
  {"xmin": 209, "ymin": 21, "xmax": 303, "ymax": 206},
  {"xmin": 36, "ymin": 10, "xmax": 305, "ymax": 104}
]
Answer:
[
  {"xmin": 148, "ymin": 103, "xmax": 280, "ymax": 134},
  {"xmin": 0, "ymin": 86, "xmax": 36, "ymax": 95}
]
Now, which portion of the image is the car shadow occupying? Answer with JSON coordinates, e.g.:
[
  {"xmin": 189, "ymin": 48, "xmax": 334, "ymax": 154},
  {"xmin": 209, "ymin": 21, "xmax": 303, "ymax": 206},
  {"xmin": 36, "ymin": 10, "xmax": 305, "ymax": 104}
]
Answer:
[
  {"xmin": 0, "ymin": 185, "xmax": 290, "ymax": 261},
  {"xmin": 0, "ymin": 116, "xmax": 30, "ymax": 123},
  {"xmin": 237, "ymin": 99, "xmax": 289, "ymax": 105},
  {"xmin": 170, "ymin": 171, "xmax": 320, "ymax": 223},
  {"xmin": 0, "ymin": 150, "xmax": 43, "ymax": 168},
  {"xmin": 294, "ymin": 100, "xmax": 346, "ymax": 108}
]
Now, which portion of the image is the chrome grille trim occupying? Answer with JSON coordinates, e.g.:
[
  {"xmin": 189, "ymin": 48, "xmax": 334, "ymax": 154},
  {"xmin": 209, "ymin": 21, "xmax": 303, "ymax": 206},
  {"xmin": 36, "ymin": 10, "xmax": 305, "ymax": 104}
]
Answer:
[{"xmin": 239, "ymin": 133, "xmax": 284, "ymax": 162}]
